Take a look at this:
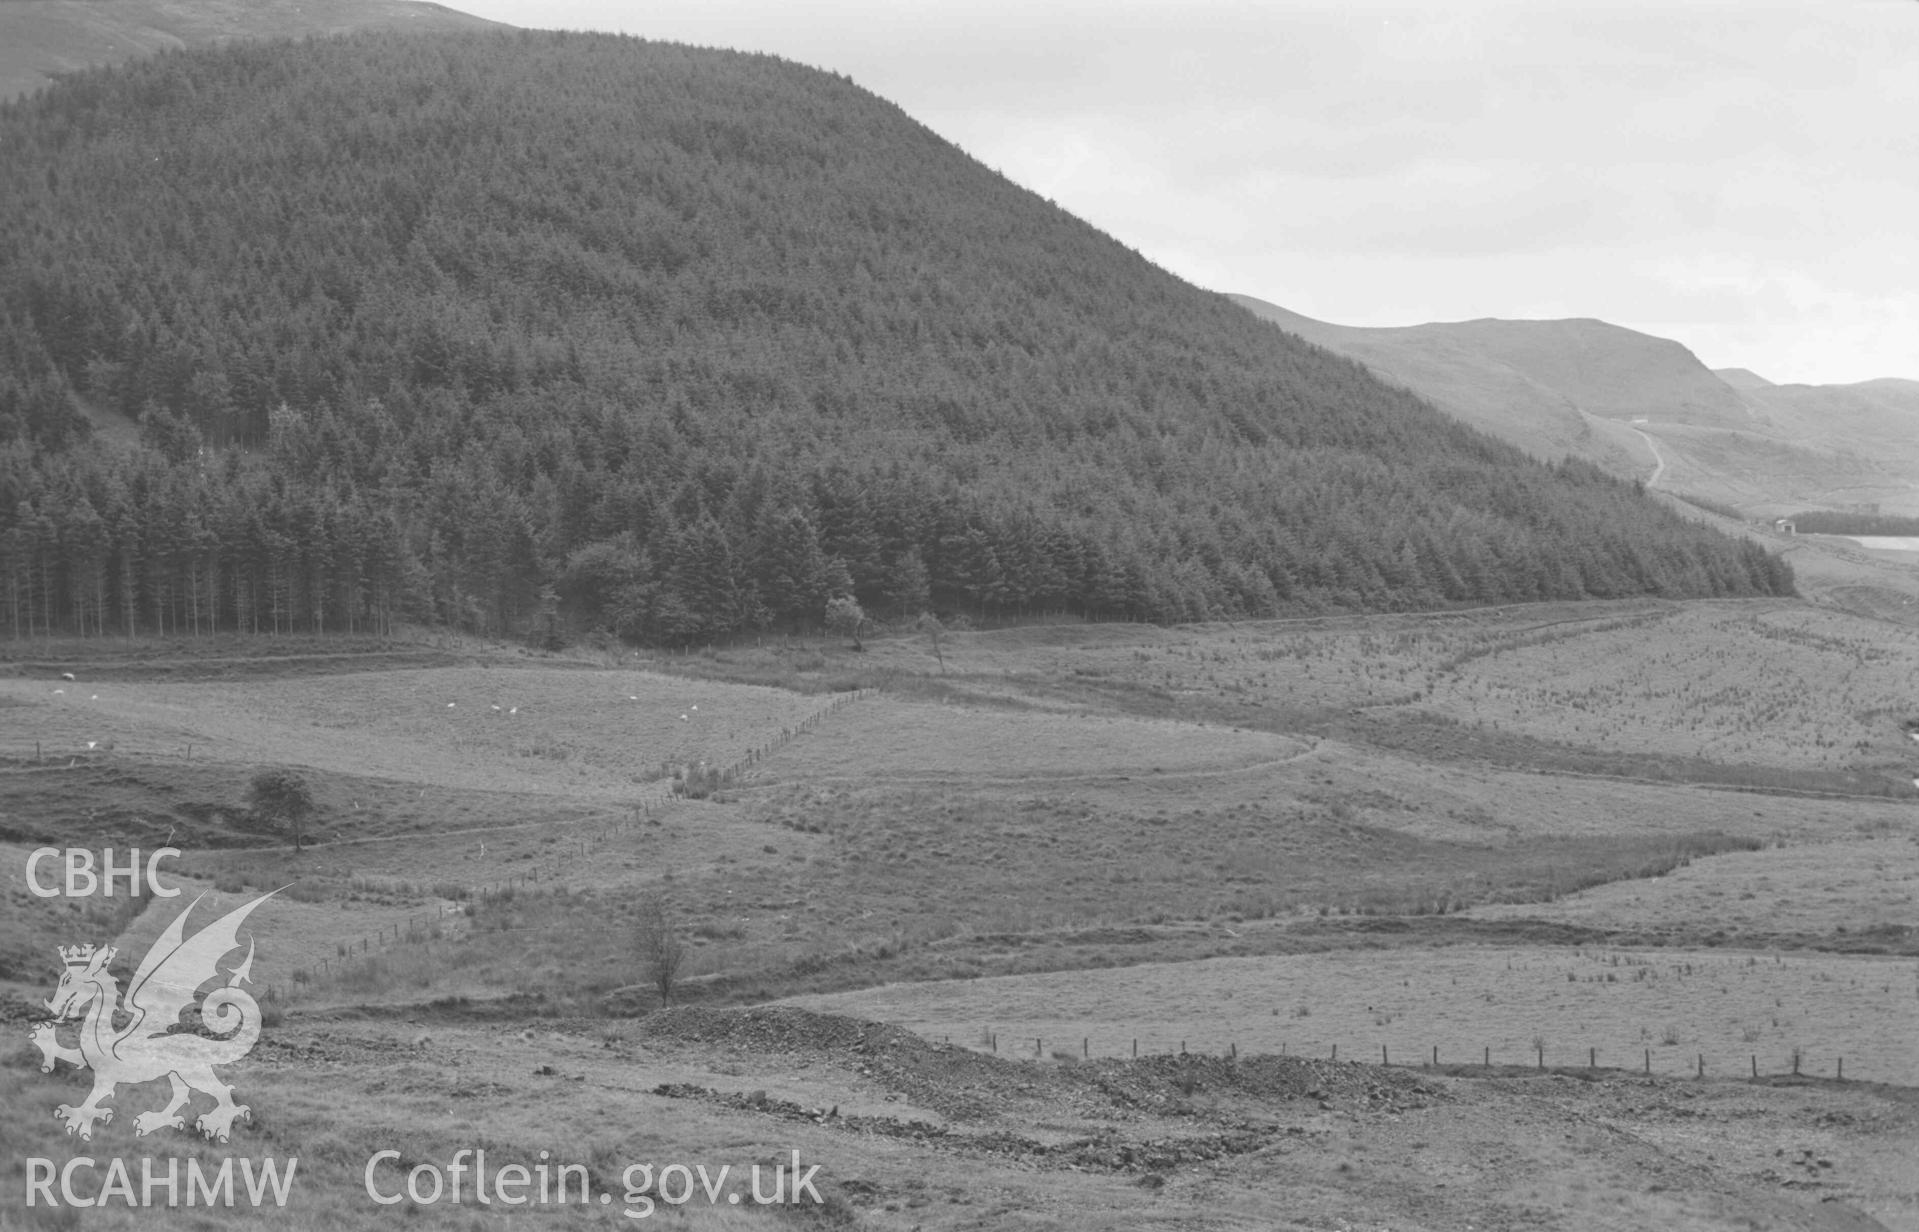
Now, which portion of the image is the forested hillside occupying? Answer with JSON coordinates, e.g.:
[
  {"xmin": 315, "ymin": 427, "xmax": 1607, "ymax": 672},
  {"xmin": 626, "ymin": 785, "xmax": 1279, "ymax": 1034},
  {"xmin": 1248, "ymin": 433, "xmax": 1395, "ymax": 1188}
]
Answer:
[{"xmin": 0, "ymin": 30, "xmax": 1792, "ymax": 644}]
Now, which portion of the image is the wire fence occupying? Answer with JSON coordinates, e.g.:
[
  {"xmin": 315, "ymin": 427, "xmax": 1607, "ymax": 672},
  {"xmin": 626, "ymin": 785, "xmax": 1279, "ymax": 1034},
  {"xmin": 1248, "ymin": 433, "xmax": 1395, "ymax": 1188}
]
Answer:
[{"xmin": 960, "ymin": 1030, "xmax": 1888, "ymax": 1084}]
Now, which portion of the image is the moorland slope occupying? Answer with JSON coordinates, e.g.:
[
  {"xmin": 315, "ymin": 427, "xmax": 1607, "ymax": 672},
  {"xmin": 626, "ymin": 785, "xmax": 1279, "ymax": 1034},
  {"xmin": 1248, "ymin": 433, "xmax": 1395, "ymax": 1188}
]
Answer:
[
  {"xmin": 0, "ymin": 0, "xmax": 501, "ymax": 101},
  {"xmin": 1232, "ymin": 294, "xmax": 1919, "ymax": 519}
]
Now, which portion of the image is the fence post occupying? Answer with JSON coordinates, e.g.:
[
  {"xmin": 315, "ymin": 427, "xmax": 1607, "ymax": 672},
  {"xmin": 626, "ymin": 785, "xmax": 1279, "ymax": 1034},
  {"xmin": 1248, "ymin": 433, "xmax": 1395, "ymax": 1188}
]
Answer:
[
  {"xmin": 1432, "ymin": 1045, "xmax": 1439, "ymax": 1066},
  {"xmin": 1331, "ymin": 1044, "xmax": 1337, "ymax": 1061},
  {"xmin": 1132, "ymin": 1038, "xmax": 1137, "ymax": 1058},
  {"xmin": 1589, "ymin": 1047, "xmax": 1596, "ymax": 1069},
  {"xmin": 1484, "ymin": 1046, "xmax": 1490, "ymax": 1068},
  {"xmin": 1382, "ymin": 1044, "xmax": 1389, "ymax": 1065},
  {"xmin": 1837, "ymin": 1057, "xmax": 1843, "ymax": 1081}
]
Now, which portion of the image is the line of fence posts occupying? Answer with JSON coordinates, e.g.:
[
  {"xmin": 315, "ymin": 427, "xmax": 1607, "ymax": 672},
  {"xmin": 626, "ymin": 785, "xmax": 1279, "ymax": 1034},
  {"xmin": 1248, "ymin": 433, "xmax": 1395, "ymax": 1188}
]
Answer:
[
  {"xmin": 958, "ymin": 1034, "xmax": 1859, "ymax": 1082},
  {"xmin": 669, "ymin": 687, "xmax": 875, "ymax": 798},
  {"xmin": 271, "ymin": 897, "xmax": 470, "ymax": 1003}
]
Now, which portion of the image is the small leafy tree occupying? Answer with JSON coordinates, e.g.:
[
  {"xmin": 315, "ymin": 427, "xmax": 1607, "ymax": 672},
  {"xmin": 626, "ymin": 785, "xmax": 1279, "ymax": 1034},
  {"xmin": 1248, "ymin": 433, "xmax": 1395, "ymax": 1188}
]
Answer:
[
  {"xmin": 246, "ymin": 768, "xmax": 315, "ymax": 851},
  {"xmin": 635, "ymin": 899, "xmax": 687, "ymax": 1005},
  {"xmin": 823, "ymin": 594, "xmax": 865, "ymax": 650}
]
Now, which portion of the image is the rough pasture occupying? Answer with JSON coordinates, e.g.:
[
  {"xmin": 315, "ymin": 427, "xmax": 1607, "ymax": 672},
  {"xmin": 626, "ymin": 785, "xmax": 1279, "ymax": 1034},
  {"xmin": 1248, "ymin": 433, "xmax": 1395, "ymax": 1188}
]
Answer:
[
  {"xmin": 1468, "ymin": 835, "xmax": 1919, "ymax": 938},
  {"xmin": 752, "ymin": 694, "xmax": 1310, "ymax": 785},
  {"xmin": 0, "ymin": 666, "xmax": 836, "ymax": 799},
  {"xmin": 1412, "ymin": 604, "xmax": 1919, "ymax": 772},
  {"xmin": 790, "ymin": 945, "xmax": 1919, "ymax": 1085},
  {"xmin": 871, "ymin": 600, "xmax": 1919, "ymax": 781}
]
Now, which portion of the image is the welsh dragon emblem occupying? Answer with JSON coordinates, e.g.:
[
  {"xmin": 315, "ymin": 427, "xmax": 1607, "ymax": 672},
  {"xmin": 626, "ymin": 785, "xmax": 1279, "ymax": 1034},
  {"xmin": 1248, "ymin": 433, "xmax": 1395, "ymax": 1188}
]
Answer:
[{"xmin": 31, "ymin": 890, "xmax": 277, "ymax": 1143}]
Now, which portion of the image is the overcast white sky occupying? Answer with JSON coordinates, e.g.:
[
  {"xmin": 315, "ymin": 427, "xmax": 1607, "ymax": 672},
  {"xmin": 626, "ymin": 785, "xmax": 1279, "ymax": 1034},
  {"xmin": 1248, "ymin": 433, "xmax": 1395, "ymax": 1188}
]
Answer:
[{"xmin": 452, "ymin": 0, "xmax": 1916, "ymax": 386}]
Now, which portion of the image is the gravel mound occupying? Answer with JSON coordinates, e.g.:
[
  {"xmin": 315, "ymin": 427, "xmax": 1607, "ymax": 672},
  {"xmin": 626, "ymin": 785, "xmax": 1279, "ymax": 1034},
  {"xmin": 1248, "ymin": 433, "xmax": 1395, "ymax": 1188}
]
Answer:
[{"xmin": 641, "ymin": 1005, "xmax": 1013, "ymax": 1117}]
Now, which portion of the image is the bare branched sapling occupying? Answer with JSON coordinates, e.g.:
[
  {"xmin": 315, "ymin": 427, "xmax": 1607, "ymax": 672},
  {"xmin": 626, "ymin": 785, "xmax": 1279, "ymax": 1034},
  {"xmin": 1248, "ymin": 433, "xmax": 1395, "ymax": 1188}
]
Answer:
[{"xmin": 635, "ymin": 899, "xmax": 687, "ymax": 1005}]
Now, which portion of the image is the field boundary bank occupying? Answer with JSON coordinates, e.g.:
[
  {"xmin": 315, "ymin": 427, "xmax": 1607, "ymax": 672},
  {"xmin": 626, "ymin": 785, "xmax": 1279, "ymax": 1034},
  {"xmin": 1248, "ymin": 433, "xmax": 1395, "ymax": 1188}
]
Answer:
[
  {"xmin": 1050, "ymin": 597, "xmax": 1697, "ymax": 639},
  {"xmin": 0, "ymin": 649, "xmax": 477, "ymax": 682},
  {"xmin": 1333, "ymin": 725, "xmax": 1916, "ymax": 804},
  {"xmin": 1540, "ymin": 768, "xmax": 1917, "ymax": 804},
  {"xmin": 777, "ymin": 737, "xmax": 1321, "ymax": 790},
  {"xmin": 1419, "ymin": 757, "xmax": 1916, "ymax": 805}
]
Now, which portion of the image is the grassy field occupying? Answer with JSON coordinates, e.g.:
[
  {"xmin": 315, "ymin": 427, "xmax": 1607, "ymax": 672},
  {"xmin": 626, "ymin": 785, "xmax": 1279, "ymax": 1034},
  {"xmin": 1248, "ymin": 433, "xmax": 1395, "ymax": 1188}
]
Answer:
[
  {"xmin": 1412, "ymin": 604, "xmax": 1919, "ymax": 772},
  {"xmin": 0, "ymin": 665, "xmax": 842, "ymax": 800},
  {"xmin": 789, "ymin": 944, "xmax": 1919, "ymax": 1085},
  {"xmin": 838, "ymin": 600, "xmax": 1919, "ymax": 786},
  {"xmin": 8, "ymin": 600, "xmax": 1917, "ymax": 1011},
  {"xmin": 750, "ymin": 695, "xmax": 1310, "ymax": 784},
  {"xmin": 5, "ymin": 996, "xmax": 1915, "ymax": 1231},
  {"xmin": 1467, "ymin": 835, "xmax": 1919, "ymax": 938},
  {"xmin": 7, "ymin": 596, "xmax": 1919, "ymax": 1228}
]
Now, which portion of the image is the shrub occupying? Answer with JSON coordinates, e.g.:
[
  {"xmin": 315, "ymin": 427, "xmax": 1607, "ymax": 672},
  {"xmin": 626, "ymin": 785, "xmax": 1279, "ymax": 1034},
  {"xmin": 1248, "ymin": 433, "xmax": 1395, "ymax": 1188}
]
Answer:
[{"xmin": 245, "ymin": 768, "xmax": 316, "ymax": 851}]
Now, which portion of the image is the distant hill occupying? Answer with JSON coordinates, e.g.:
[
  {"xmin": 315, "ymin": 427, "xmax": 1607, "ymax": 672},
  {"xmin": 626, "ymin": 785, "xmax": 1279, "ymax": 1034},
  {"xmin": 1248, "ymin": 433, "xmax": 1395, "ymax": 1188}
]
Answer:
[
  {"xmin": 0, "ymin": 0, "xmax": 502, "ymax": 102},
  {"xmin": 1741, "ymin": 378, "xmax": 1919, "ymax": 454},
  {"xmin": 1712, "ymin": 368, "xmax": 1775, "ymax": 392},
  {"xmin": 0, "ymin": 31, "xmax": 1792, "ymax": 644},
  {"xmin": 1230, "ymin": 297, "xmax": 1753, "ymax": 433},
  {"xmin": 1232, "ymin": 295, "xmax": 1918, "ymax": 518},
  {"xmin": 1224, "ymin": 300, "xmax": 1643, "ymax": 470}
]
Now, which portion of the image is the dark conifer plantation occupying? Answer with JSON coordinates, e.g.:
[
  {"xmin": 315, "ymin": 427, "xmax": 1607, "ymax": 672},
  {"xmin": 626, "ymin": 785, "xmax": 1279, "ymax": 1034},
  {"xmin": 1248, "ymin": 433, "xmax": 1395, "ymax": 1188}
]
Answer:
[{"xmin": 0, "ymin": 30, "xmax": 1793, "ymax": 643}]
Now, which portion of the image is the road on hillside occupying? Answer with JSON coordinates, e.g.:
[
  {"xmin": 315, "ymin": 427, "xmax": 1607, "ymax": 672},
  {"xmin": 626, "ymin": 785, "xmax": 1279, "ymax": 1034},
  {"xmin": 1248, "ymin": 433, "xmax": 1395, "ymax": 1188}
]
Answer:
[{"xmin": 1628, "ymin": 424, "xmax": 1667, "ymax": 486}]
